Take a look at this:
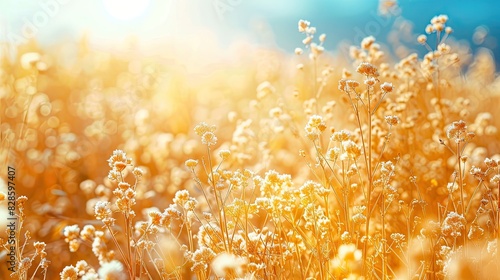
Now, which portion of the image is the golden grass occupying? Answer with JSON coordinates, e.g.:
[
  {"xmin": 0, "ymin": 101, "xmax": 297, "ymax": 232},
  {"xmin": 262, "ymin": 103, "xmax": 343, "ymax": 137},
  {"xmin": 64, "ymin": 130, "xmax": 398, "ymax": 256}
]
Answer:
[{"xmin": 1, "ymin": 12, "xmax": 500, "ymax": 280}]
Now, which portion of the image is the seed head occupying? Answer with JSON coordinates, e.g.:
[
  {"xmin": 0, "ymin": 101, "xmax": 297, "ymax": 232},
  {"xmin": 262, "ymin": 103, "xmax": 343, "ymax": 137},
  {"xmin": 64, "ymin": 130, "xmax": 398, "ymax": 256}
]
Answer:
[
  {"xmin": 380, "ymin": 82, "xmax": 394, "ymax": 93},
  {"xmin": 60, "ymin": 265, "xmax": 78, "ymax": 280},
  {"xmin": 185, "ymin": 159, "xmax": 198, "ymax": 168},
  {"xmin": 298, "ymin": 20, "xmax": 310, "ymax": 32},
  {"xmin": 194, "ymin": 122, "xmax": 216, "ymax": 136},
  {"xmin": 385, "ymin": 115, "xmax": 400, "ymax": 126},
  {"xmin": 417, "ymin": 35, "xmax": 427, "ymax": 44},
  {"xmin": 319, "ymin": 33, "xmax": 326, "ymax": 43},
  {"xmin": 356, "ymin": 62, "xmax": 379, "ymax": 77},
  {"xmin": 201, "ymin": 132, "xmax": 218, "ymax": 146},
  {"xmin": 361, "ymin": 36, "xmax": 376, "ymax": 50}
]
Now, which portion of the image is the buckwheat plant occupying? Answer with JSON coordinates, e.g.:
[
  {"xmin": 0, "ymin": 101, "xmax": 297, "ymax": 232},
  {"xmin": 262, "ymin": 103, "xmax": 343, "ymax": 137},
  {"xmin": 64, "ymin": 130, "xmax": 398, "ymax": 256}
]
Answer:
[
  {"xmin": 2, "ymin": 7, "xmax": 500, "ymax": 280},
  {"xmin": 61, "ymin": 150, "xmax": 180, "ymax": 279},
  {"xmin": 0, "ymin": 196, "xmax": 50, "ymax": 280}
]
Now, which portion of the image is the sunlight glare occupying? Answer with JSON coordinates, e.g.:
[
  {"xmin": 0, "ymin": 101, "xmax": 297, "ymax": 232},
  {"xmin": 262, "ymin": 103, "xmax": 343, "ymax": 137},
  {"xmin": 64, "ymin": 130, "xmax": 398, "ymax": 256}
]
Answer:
[{"xmin": 103, "ymin": 0, "xmax": 151, "ymax": 20}]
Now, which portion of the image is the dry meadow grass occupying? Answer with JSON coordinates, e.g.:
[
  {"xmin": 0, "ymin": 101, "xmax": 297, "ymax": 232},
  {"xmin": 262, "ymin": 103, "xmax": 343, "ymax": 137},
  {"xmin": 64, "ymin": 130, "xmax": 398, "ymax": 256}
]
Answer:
[{"xmin": 1, "ymin": 10, "xmax": 500, "ymax": 280}]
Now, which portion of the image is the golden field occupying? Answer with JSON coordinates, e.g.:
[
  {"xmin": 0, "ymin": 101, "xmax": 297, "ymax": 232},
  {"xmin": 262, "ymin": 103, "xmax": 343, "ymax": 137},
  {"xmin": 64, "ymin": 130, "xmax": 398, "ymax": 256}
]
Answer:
[{"xmin": 1, "ymin": 7, "xmax": 500, "ymax": 280}]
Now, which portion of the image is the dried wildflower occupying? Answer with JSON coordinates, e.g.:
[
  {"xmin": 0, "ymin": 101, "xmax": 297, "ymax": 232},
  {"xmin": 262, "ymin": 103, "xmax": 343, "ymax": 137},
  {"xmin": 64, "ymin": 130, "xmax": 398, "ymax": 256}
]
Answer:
[
  {"xmin": 118, "ymin": 182, "xmax": 130, "ymax": 190},
  {"xmin": 319, "ymin": 33, "xmax": 326, "ymax": 42},
  {"xmin": 434, "ymin": 23, "xmax": 444, "ymax": 32},
  {"xmin": 294, "ymin": 47, "xmax": 303, "ymax": 55},
  {"xmin": 417, "ymin": 34, "xmax": 427, "ymax": 44},
  {"xmin": 124, "ymin": 188, "xmax": 135, "ymax": 200},
  {"xmin": 438, "ymin": 43, "xmax": 451, "ymax": 54},
  {"xmin": 218, "ymin": 149, "xmax": 231, "ymax": 160},
  {"xmin": 332, "ymin": 130, "xmax": 351, "ymax": 142},
  {"xmin": 185, "ymin": 159, "xmax": 198, "ymax": 169},
  {"xmin": 92, "ymin": 231, "xmax": 114, "ymax": 265},
  {"xmin": 385, "ymin": 115, "xmax": 400, "ymax": 126},
  {"xmin": 17, "ymin": 195, "xmax": 28, "ymax": 207},
  {"xmin": 409, "ymin": 176, "xmax": 417, "ymax": 183},
  {"xmin": 484, "ymin": 157, "xmax": 499, "ymax": 168},
  {"xmin": 338, "ymin": 79, "xmax": 347, "ymax": 92},
  {"xmin": 361, "ymin": 36, "xmax": 376, "ymax": 50},
  {"xmin": 441, "ymin": 212, "xmax": 465, "ymax": 238},
  {"xmin": 305, "ymin": 115, "xmax": 326, "ymax": 140},
  {"xmin": 74, "ymin": 260, "xmax": 92, "ymax": 277},
  {"xmin": 34, "ymin": 241, "xmax": 46, "ymax": 254},
  {"xmin": 173, "ymin": 190, "xmax": 190, "ymax": 206},
  {"xmin": 94, "ymin": 201, "xmax": 111, "ymax": 220},
  {"xmin": 326, "ymin": 147, "xmax": 340, "ymax": 161},
  {"xmin": 60, "ymin": 265, "xmax": 78, "ymax": 280},
  {"xmin": 352, "ymin": 213, "xmax": 366, "ymax": 224},
  {"xmin": 194, "ymin": 122, "xmax": 216, "ymax": 136},
  {"xmin": 425, "ymin": 14, "xmax": 450, "ymax": 35},
  {"xmin": 256, "ymin": 81, "xmax": 275, "ymax": 99},
  {"xmin": 107, "ymin": 150, "xmax": 131, "ymax": 171},
  {"xmin": 201, "ymin": 132, "xmax": 218, "ymax": 146},
  {"xmin": 192, "ymin": 247, "xmax": 216, "ymax": 272},
  {"xmin": 302, "ymin": 36, "xmax": 313, "ymax": 45},
  {"xmin": 40, "ymin": 258, "xmax": 51, "ymax": 270},
  {"xmin": 380, "ymin": 82, "xmax": 393, "ymax": 93},
  {"xmin": 98, "ymin": 261, "xmax": 126, "ymax": 280},
  {"xmin": 346, "ymin": 79, "xmax": 360, "ymax": 90},
  {"xmin": 298, "ymin": 19, "xmax": 310, "ymax": 32},
  {"xmin": 69, "ymin": 240, "xmax": 81, "ymax": 252},
  {"xmin": 132, "ymin": 167, "xmax": 144, "ymax": 178},
  {"xmin": 107, "ymin": 170, "xmax": 120, "ymax": 181},
  {"xmin": 467, "ymin": 224, "xmax": 484, "ymax": 240},
  {"xmin": 310, "ymin": 43, "xmax": 324, "ymax": 56},
  {"xmin": 342, "ymin": 140, "xmax": 361, "ymax": 158},
  {"xmin": 64, "ymin": 225, "xmax": 80, "ymax": 243},
  {"xmin": 490, "ymin": 174, "xmax": 500, "ymax": 184},
  {"xmin": 447, "ymin": 182, "xmax": 458, "ymax": 193},
  {"xmin": 148, "ymin": 211, "xmax": 163, "ymax": 226},
  {"xmin": 391, "ymin": 233, "xmax": 405, "ymax": 243},
  {"xmin": 439, "ymin": 246, "xmax": 452, "ymax": 258},
  {"xmin": 306, "ymin": 26, "xmax": 316, "ymax": 34},
  {"xmin": 341, "ymin": 231, "xmax": 352, "ymax": 242},
  {"xmin": 446, "ymin": 120, "xmax": 468, "ymax": 143},
  {"xmin": 378, "ymin": 0, "xmax": 398, "ymax": 15},
  {"xmin": 425, "ymin": 24, "xmax": 434, "ymax": 34},
  {"xmin": 364, "ymin": 77, "xmax": 378, "ymax": 86},
  {"xmin": 356, "ymin": 62, "xmax": 379, "ymax": 77},
  {"xmin": 470, "ymin": 166, "xmax": 485, "ymax": 180},
  {"xmin": 380, "ymin": 161, "xmax": 395, "ymax": 176},
  {"xmin": 15, "ymin": 257, "xmax": 31, "ymax": 274},
  {"xmin": 80, "ymin": 225, "xmax": 96, "ymax": 242},
  {"xmin": 437, "ymin": 14, "xmax": 448, "ymax": 24}
]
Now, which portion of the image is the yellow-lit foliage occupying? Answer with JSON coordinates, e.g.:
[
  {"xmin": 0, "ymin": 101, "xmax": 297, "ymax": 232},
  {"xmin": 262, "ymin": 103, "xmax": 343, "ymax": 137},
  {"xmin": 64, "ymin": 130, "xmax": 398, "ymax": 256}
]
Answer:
[{"xmin": 1, "ymin": 13, "xmax": 500, "ymax": 280}]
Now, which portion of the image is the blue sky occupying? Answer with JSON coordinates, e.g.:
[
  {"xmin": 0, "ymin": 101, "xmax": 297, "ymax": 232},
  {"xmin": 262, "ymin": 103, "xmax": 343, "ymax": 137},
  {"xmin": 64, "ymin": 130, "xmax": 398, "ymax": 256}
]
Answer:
[{"xmin": 1, "ymin": 0, "xmax": 498, "ymax": 60}]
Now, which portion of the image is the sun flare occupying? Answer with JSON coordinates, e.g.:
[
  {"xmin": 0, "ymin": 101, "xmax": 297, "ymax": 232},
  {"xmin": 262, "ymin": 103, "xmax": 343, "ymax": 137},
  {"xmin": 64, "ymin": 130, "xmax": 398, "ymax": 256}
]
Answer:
[{"xmin": 103, "ymin": 0, "xmax": 151, "ymax": 20}]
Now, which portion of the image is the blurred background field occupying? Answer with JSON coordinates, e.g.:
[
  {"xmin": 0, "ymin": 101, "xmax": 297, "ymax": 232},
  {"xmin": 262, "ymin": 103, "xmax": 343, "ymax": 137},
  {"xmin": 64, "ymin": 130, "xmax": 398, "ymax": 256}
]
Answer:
[
  {"xmin": 1, "ymin": 0, "xmax": 499, "ymax": 59},
  {"xmin": 1, "ymin": 0, "xmax": 500, "ymax": 279}
]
